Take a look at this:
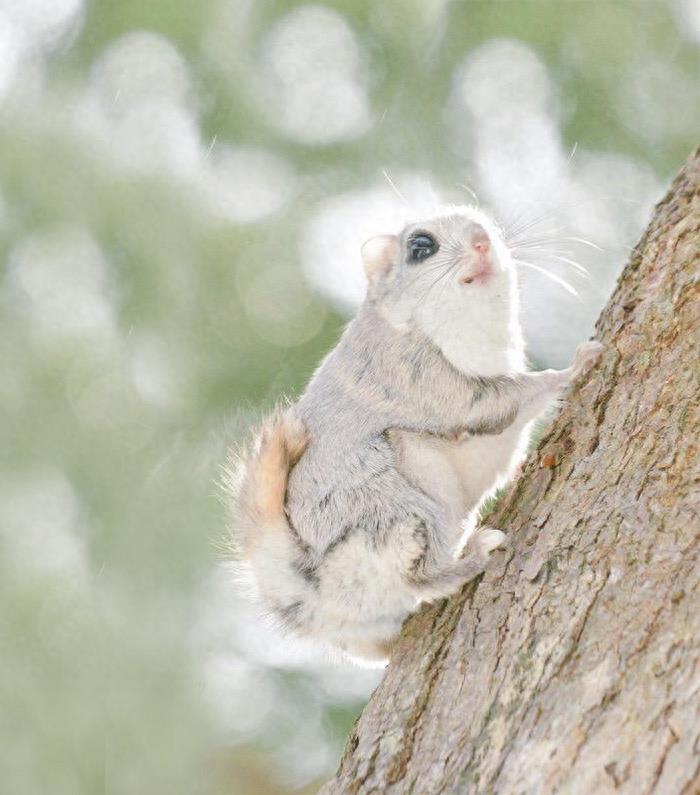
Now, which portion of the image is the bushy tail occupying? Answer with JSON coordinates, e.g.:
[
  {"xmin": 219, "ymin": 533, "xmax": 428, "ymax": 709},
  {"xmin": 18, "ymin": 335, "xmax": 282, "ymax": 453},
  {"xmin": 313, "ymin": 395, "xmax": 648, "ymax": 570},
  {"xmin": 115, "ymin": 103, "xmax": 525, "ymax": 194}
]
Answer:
[{"xmin": 224, "ymin": 408, "xmax": 314, "ymax": 630}]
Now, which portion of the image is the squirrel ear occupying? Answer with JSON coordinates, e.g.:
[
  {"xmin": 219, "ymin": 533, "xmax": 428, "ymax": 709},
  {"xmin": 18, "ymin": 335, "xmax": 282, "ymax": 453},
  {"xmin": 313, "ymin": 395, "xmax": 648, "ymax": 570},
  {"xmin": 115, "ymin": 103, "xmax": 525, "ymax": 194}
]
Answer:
[{"xmin": 361, "ymin": 235, "xmax": 399, "ymax": 285}]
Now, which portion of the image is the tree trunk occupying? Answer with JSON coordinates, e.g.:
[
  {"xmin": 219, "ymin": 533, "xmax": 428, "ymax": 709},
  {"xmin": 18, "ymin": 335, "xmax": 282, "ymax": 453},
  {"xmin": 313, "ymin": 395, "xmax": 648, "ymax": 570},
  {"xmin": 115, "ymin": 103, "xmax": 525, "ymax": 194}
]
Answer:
[{"xmin": 321, "ymin": 149, "xmax": 700, "ymax": 795}]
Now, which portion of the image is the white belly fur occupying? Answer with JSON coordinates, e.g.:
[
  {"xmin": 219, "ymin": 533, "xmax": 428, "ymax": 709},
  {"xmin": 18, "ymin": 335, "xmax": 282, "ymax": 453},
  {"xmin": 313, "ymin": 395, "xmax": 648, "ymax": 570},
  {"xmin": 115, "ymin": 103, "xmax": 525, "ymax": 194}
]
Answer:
[{"xmin": 395, "ymin": 418, "xmax": 532, "ymax": 541}]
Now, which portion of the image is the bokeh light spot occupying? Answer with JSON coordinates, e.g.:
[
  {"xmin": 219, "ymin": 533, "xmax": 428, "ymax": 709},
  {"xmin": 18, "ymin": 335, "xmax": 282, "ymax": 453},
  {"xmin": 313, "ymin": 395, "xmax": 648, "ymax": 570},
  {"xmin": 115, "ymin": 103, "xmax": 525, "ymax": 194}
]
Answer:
[
  {"xmin": 200, "ymin": 146, "xmax": 295, "ymax": 224},
  {"xmin": 0, "ymin": 11, "xmax": 23, "ymax": 103},
  {"xmin": 262, "ymin": 5, "xmax": 372, "ymax": 144},
  {"xmin": 7, "ymin": 226, "xmax": 116, "ymax": 346},
  {"xmin": 0, "ymin": 471, "xmax": 87, "ymax": 579},
  {"xmin": 0, "ymin": 0, "xmax": 83, "ymax": 48}
]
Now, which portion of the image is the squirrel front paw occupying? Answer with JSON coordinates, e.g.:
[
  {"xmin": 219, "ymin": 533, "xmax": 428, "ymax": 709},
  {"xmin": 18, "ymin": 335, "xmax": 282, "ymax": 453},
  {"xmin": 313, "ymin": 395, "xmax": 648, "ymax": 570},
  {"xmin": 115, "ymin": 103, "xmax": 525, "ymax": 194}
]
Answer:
[{"xmin": 572, "ymin": 340, "xmax": 604, "ymax": 380}]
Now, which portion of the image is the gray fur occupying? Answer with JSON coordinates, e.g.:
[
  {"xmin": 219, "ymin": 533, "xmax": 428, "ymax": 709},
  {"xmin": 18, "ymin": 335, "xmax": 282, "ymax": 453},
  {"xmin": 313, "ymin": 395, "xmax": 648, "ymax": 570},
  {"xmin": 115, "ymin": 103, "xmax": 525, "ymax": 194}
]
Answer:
[{"xmin": 288, "ymin": 304, "xmax": 568, "ymax": 549}]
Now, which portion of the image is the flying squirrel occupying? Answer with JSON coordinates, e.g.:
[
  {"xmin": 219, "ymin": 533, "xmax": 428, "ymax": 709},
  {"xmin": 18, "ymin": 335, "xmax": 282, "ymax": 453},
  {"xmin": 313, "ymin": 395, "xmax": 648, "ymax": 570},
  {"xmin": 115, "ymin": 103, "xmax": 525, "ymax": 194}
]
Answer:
[{"xmin": 226, "ymin": 205, "xmax": 603, "ymax": 665}]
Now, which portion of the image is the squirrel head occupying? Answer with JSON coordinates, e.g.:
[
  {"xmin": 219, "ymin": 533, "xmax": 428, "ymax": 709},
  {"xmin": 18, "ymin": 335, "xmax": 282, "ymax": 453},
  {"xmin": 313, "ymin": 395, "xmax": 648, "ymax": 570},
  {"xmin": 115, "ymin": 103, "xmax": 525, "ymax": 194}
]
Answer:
[
  {"xmin": 361, "ymin": 205, "xmax": 513, "ymax": 295},
  {"xmin": 360, "ymin": 207, "xmax": 520, "ymax": 366},
  {"xmin": 362, "ymin": 206, "xmax": 515, "ymax": 310}
]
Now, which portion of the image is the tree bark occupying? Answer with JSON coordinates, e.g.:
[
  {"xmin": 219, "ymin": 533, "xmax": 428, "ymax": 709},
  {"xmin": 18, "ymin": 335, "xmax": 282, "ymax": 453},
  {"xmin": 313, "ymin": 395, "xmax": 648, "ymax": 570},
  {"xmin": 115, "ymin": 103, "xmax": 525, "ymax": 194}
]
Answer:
[{"xmin": 321, "ymin": 148, "xmax": 700, "ymax": 795}]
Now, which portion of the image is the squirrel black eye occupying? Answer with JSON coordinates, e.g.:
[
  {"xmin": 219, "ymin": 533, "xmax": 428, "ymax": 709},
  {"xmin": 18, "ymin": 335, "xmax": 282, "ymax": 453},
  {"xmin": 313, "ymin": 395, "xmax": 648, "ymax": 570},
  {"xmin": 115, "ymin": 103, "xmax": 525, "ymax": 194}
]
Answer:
[{"xmin": 408, "ymin": 233, "xmax": 438, "ymax": 263}]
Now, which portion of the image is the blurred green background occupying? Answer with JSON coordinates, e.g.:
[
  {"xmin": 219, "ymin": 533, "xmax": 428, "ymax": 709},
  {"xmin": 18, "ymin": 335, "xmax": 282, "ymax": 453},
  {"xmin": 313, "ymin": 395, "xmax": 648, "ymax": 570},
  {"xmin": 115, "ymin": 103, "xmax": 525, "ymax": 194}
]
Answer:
[{"xmin": 0, "ymin": 1, "xmax": 697, "ymax": 793}]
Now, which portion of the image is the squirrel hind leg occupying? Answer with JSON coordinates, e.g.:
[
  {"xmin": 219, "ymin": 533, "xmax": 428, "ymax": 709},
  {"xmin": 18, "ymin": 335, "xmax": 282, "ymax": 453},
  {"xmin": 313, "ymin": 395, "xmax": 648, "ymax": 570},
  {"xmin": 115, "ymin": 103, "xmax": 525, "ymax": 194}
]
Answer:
[{"xmin": 406, "ymin": 524, "xmax": 508, "ymax": 602}]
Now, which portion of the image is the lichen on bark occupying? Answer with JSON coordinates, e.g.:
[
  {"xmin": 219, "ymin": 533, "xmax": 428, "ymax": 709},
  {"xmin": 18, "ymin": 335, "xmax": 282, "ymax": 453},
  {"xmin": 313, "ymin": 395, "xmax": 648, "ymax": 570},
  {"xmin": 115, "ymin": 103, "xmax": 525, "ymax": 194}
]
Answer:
[{"xmin": 321, "ymin": 148, "xmax": 700, "ymax": 795}]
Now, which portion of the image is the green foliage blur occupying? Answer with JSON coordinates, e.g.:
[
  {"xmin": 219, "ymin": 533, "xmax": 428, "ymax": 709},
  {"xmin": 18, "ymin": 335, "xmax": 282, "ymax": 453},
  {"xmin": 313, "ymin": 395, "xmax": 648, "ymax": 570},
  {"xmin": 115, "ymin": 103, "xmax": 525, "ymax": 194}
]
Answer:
[{"xmin": 0, "ymin": 1, "xmax": 697, "ymax": 794}]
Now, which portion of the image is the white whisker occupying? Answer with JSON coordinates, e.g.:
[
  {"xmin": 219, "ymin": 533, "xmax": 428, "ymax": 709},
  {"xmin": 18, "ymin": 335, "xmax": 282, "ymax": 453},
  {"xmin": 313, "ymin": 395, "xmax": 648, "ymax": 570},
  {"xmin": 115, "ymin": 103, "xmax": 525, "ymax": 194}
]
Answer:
[
  {"xmin": 511, "ymin": 242, "xmax": 575, "ymax": 255},
  {"xmin": 511, "ymin": 245, "xmax": 589, "ymax": 277},
  {"xmin": 514, "ymin": 259, "xmax": 579, "ymax": 297},
  {"xmin": 564, "ymin": 235, "xmax": 603, "ymax": 251},
  {"xmin": 382, "ymin": 169, "xmax": 409, "ymax": 207},
  {"xmin": 457, "ymin": 183, "xmax": 480, "ymax": 206},
  {"xmin": 507, "ymin": 223, "xmax": 563, "ymax": 243},
  {"xmin": 508, "ymin": 233, "xmax": 604, "ymax": 253},
  {"xmin": 546, "ymin": 254, "xmax": 589, "ymax": 277},
  {"xmin": 505, "ymin": 208, "xmax": 562, "ymax": 239}
]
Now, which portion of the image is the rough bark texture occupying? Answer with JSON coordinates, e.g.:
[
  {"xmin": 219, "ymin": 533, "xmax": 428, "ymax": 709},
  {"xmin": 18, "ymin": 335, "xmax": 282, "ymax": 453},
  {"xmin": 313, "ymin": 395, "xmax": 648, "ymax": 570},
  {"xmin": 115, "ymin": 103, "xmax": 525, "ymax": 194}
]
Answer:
[{"xmin": 321, "ymin": 149, "xmax": 700, "ymax": 795}]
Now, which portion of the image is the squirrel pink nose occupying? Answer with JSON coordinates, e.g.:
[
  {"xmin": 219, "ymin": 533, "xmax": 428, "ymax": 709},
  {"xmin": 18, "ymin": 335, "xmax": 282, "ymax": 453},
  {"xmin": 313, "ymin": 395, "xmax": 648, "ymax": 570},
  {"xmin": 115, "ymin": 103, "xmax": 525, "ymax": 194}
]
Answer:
[{"xmin": 471, "ymin": 227, "xmax": 490, "ymax": 254}]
